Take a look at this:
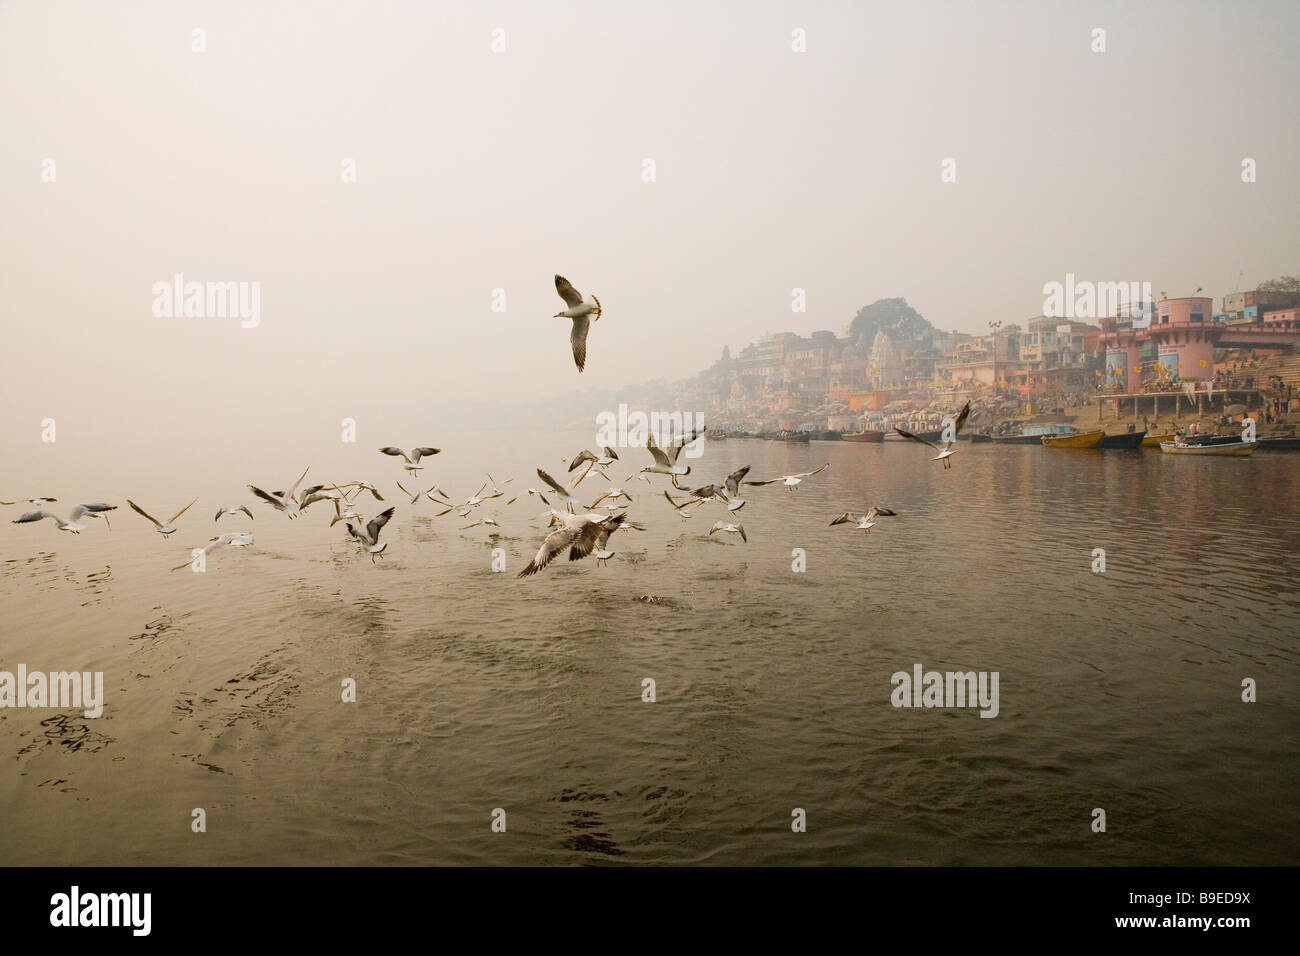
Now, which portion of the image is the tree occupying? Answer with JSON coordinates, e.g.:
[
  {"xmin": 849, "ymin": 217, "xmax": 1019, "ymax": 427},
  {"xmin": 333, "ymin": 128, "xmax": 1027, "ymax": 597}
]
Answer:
[
  {"xmin": 1257, "ymin": 275, "xmax": 1300, "ymax": 292},
  {"xmin": 848, "ymin": 298, "xmax": 934, "ymax": 345}
]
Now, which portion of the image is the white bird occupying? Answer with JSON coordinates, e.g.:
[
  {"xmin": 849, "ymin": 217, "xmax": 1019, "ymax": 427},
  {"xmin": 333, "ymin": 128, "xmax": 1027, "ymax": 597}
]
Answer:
[
  {"xmin": 170, "ymin": 531, "xmax": 254, "ymax": 572},
  {"xmin": 127, "ymin": 497, "xmax": 198, "ymax": 536},
  {"xmin": 708, "ymin": 521, "xmax": 747, "ymax": 543},
  {"xmin": 461, "ymin": 517, "xmax": 500, "ymax": 530},
  {"xmin": 587, "ymin": 487, "xmax": 632, "ymax": 508},
  {"xmin": 345, "ymin": 506, "xmax": 396, "ymax": 560},
  {"xmin": 593, "ymin": 513, "xmax": 638, "ymax": 565},
  {"xmin": 554, "ymin": 274, "xmax": 602, "ymax": 372},
  {"xmin": 11, "ymin": 503, "xmax": 116, "ymax": 534},
  {"xmin": 435, "ymin": 479, "xmax": 504, "ymax": 517},
  {"xmin": 635, "ymin": 428, "xmax": 706, "ymax": 479},
  {"xmin": 379, "ymin": 446, "xmax": 441, "ymax": 472},
  {"xmin": 674, "ymin": 465, "xmax": 750, "ymax": 512},
  {"xmin": 214, "ymin": 505, "xmax": 254, "ymax": 522},
  {"xmin": 662, "ymin": 490, "xmax": 707, "ymax": 519},
  {"xmin": 536, "ymin": 469, "xmax": 581, "ymax": 511},
  {"xmin": 506, "ymin": 487, "xmax": 550, "ymax": 507},
  {"xmin": 333, "ymin": 480, "xmax": 385, "ymax": 503},
  {"xmin": 518, "ymin": 510, "xmax": 625, "ymax": 576},
  {"xmin": 745, "ymin": 463, "xmax": 828, "ymax": 490},
  {"xmin": 568, "ymin": 447, "xmax": 619, "ymax": 484},
  {"xmin": 248, "ymin": 467, "xmax": 312, "ymax": 518},
  {"xmin": 830, "ymin": 506, "xmax": 898, "ymax": 530},
  {"xmin": 396, "ymin": 481, "xmax": 438, "ymax": 505},
  {"xmin": 894, "ymin": 401, "xmax": 970, "ymax": 469}
]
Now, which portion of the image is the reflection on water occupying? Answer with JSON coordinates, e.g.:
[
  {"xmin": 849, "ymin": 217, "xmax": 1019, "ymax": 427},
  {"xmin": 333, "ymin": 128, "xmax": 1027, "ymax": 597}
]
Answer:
[{"xmin": 1, "ymin": 433, "xmax": 1298, "ymax": 865}]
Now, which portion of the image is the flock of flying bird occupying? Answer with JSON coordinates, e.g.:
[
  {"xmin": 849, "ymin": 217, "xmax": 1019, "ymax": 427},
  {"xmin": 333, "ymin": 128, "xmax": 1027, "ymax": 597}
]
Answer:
[{"xmin": 4, "ymin": 272, "xmax": 975, "ymax": 577}]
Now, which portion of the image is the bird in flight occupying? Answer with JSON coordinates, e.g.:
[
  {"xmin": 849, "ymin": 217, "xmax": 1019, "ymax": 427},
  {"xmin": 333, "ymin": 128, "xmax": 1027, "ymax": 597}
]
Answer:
[
  {"xmin": 1, "ymin": 496, "xmax": 58, "ymax": 506},
  {"xmin": 518, "ymin": 510, "xmax": 625, "ymax": 576},
  {"xmin": 379, "ymin": 446, "xmax": 441, "ymax": 472},
  {"xmin": 635, "ymin": 428, "xmax": 706, "ymax": 479},
  {"xmin": 567, "ymin": 447, "xmax": 620, "ymax": 484},
  {"xmin": 345, "ymin": 506, "xmax": 396, "ymax": 561},
  {"xmin": 11, "ymin": 503, "xmax": 116, "ymax": 534},
  {"xmin": 830, "ymin": 506, "xmax": 897, "ymax": 530},
  {"xmin": 170, "ymin": 532, "xmax": 254, "ymax": 572},
  {"xmin": 894, "ymin": 401, "xmax": 970, "ymax": 469},
  {"xmin": 127, "ymin": 498, "xmax": 198, "ymax": 536},
  {"xmin": 214, "ymin": 505, "xmax": 254, "ymax": 522},
  {"xmin": 553, "ymin": 274, "xmax": 602, "ymax": 371},
  {"xmin": 745, "ymin": 463, "xmax": 828, "ymax": 490},
  {"xmin": 708, "ymin": 521, "xmax": 747, "ymax": 543}
]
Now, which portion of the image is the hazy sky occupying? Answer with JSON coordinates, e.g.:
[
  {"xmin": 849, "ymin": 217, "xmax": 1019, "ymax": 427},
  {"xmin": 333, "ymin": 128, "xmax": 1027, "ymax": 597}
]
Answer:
[{"xmin": 2, "ymin": 0, "xmax": 1297, "ymax": 442}]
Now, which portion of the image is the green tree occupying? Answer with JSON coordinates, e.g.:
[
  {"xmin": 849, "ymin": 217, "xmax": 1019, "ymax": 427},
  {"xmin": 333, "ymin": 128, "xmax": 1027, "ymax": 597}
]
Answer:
[
  {"xmin": 849, "ymin": 298, "xmax": 934, "ymax": 344},
  {"xmin": 1257, "ymin": 275, "xmax": 1300, "ymax": 292}
]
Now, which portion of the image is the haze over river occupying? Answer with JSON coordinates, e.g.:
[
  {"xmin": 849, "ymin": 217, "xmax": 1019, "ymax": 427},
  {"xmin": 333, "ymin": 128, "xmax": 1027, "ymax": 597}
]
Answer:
[{"xmin": 2, "ymin": 429, "xmax": 1297, "ymax": 865}]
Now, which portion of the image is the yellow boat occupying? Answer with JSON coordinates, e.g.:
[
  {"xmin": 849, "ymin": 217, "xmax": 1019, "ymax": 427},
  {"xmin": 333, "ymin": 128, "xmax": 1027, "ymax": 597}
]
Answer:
[
  {"xmin": 1040, "ymin": 429, "xmax": 1104, "ymax": 448},
  {"xmin": 1142, "ymin": 432, "xmax": 1175, "ymax": 447}
]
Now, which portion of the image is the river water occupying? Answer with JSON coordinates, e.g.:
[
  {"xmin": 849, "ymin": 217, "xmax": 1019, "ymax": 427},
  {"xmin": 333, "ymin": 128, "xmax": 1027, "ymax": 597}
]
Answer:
[{"xmin": 1, "ymin": 430, "xmax": 1297, "ymax": 864}]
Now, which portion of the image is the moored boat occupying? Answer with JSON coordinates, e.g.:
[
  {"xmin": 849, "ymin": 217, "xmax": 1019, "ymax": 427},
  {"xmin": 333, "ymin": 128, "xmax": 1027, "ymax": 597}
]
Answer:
[
  {"xmin": 1159, "ymin": 440, "xmax": 1257, "ymax": 456},
  {"xmin": 843, "ymin": 430, "xmax": 885, "ymax": 443},
  {"xmin": 1258, "ymin": 436, "xmax": 1300, "ymax": 451},
  {"xmin": 1098, "ymin": 430, "xmax": 1146, "ymax": 450},
  {"xmin": 1141, "ymin": 432, "xmax": 1175, "ymax": 447},
  {"xmin": 1041, "ymin": 429, "xmax": 1104, "ymax": 449}
]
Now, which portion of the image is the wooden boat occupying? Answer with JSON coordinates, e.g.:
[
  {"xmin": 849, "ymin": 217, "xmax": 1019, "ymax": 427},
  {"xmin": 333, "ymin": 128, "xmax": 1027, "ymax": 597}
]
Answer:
[
  {"xmin": 769, "ymin": 430, "xmax": 809, "ymax": 443},
  {"xmin": 1041, "ymin": 429, "xmax": 1104, "ymax": 449},
  {"xmin": 843, "ymin": 430, "xmax": 885, "ymax": 443},
  {"xmin": 989, "ymin": 433, "xmax": 1047, "ymax": 445},
  {"xmin": 1141, "ymin": 432, "xmax": 1175, "ymax": 447},
  {"xmin": 1098, "ymin": 430, "xmax": 1146, "ymax": 450},
  {"xmin": 1258, "ymin": 436, "xmax": 1300, "ymax": 451},
  {"xmin": 1159, "ymin": 440, "xmax": 1257, "ymax": 456}
]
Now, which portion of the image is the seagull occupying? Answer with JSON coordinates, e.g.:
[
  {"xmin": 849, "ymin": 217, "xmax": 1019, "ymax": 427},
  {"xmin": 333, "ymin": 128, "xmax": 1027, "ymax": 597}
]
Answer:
[
  {"xmin": 663, "ymin": 490, "xmax": 707, "ymax": 519},
  {"xmin": 506, "ymin": 487, "xmax": 551, "ymax": 507},
  {"xmin": 170, "ymin": 532, "xmax": 254, "ymax": 572},
  {"xmin": 894, "ymin": 401, "xmax": 970, "ymax": 469},
  {"xmin": 435, "ymin": 479, "xmax": 504, "ymax": 517},
  {"xmin": 345, "ymin": 506, "xmax": 396, "ymax": 560},
  {"xmin": 1, "ymin": 496, "xmax": 58, "ymax": 506},
  {"xmin": 587, "ymin": 487, "xmax": 632, "ymax": 508},
  {"xmin": 536, "ymin": 469, "xmax": 581, "ymax": 511},
  {"xmin": 127, "ymin": 497, "xmax": 198, "ymax": 536},
  {"xmin": 745, "ymin": 463, "xmax": 828, "ymax": 490},
  {"xmin": 518, "ymin": 510, "xmax": 624, "ymax": 577},
  {"xmin": 333, "ymin": 480, "xmax": 385, "ymax": 502},
  {"xmin": 379, "ymin": 446, "xmax": 441, "ymax": 472},
  {"xmin": 11, "ymin": 503, "xmax": 117, "ymax": 533},
  {"xmin": 461, "ymin": 517, "xmax": 500, "ymax": 530},
  {"xmin": 674, "ymin": 465, "xmax": 750, "ymax": 511},
  {"xmin": 568, "ymin": 447, "xmax": 619, "ymax": 484},
  {"xmin": 248, "ymin": 467, "xmax": 311, "ymax": 518},
  {"xmin": 592, "ymin": 512, "xmax": 634, "ymax": 565},
  {"xmin": 396, "ymin": 481, "xmax": 438, "ymax": 505},
  {"xmin": 554, "ymin": 274, "xmax": 602, "ymax": 372},
  {"xmin": 635, "ymin": 428, "xmax": 705, "ymax": 479},
  {"xmin": 214, "ymin": 505, "xmax": 254, "ymax": 522},
  {"xmin": 830, "ymin": 506, "xmax": 898, "ymax": 530},
  {"xmin": 708, "ymin": 521, "xmax": 747, "ymax": 543}
]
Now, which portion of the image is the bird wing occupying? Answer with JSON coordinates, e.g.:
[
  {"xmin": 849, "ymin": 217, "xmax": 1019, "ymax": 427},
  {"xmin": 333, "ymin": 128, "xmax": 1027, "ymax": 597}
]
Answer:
[
  {"xmin": 518, "ymin": 525, "xmax": 582, "ymax": 576},
  {"xmin": 247, "ymin": 485, "xmax": 285, "ymax": 510},
  {"xmin": 645, "ymin": 436, "xmax": 672, "ymax": 468},
  {"xmin": 790, "ymin": 463, "xmax": 829, "ymax": 480},
  {"xmin": 737, "ymin": 524, "xmax": 747, "ymax": 543},
  {"xmin": 536, "ymin": 469, "xmax": 571, "ymax": 499},
  {"xmin": 127, "ymin": 499, "xmax": 162, "ymax": 528},
  {"xmin": 830, "ymin": 513, "xmax": 855, "ymax": 525},
  {"xmin": 237, "ymin": 505, "xmax": 254, "ymax": 520},
  {"xmin": 725, "ymin": 466, "xmax": 751, "ymax": 494},
  {"xmin": 566, "ymin": 519, "xmax": 605, "ymax": 561},
  {"xmin": 214, "ymin": 507, "xmax": 226, "ymax": 521},
  {"xmin": 412, "ymin": 447, "xmax": 440, "ymax": 462},
  {"xmin": 12, "ymin": 510, "xmax": 53, "ymax": 524},
  {"xmin": 952, "ymin": 401, "xmax": 972, "ymax": 435},
  {"xmin": 554, "ymin": 274, "xmax": 584, "ymax": 308},
  {"xmin": 602, "ymin": 446, "xmax": 620, "ymax": 461},
  {"xmin": 169, "ymin": 497, "xmax": 198, "ymax": 524},
  {"xmin": 396, "ymin": 481, "xmax": 412, "ymax": 498},
  {"xmin": 287, "ymin": 466, "xmax": 310, "ymax": 497},
  {"xmin": 379, "ymin": 447, "xmax": 410, "ymax": 463},
  {"xmin": 743, "ymin": 477, "xmax": 784, "ymax": 486},
  {"xmin": 894, "ymin": 427, "xmax": 942, "ymax": 451},
  {"xmin": 366, "ymin": 507, "xmax": 396, "ymax": 543},
  {"xmin": 568, "ymin": 450, "xmax": 596, "ymax": 472},
  {"xmin": 570, "ymin": 314, "xmax": 590, "ymax": 372},
  {"xmin": 867, "ymin": 507, "xmax": 898, "ymax": 519},
  {"xmin": 668, "ymin": 428, "xmax": 706, "ymax": 463}
]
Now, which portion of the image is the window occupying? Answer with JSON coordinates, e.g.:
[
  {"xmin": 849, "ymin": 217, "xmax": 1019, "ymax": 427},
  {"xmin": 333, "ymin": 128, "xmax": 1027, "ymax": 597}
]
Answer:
[{"xmin": 1191, "ymin": 313, "xmax": 1204, "ymax": 322}]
